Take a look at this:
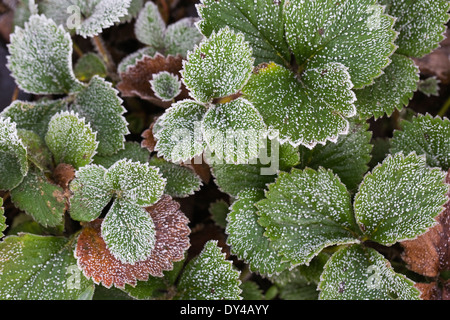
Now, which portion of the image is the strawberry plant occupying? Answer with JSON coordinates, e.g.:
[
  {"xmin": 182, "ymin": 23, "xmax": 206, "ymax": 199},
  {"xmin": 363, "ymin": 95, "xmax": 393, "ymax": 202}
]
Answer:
[{"xmin": 0, "ymin": 0, "xmax": 449, "ymax": 301}]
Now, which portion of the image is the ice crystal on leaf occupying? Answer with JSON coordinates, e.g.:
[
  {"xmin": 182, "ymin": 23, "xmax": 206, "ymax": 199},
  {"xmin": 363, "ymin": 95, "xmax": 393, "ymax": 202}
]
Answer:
[
  {"xmin": 0, "ymin": 117, "xmax": 28, "ymax": 191},
  {"xmin": 318, "ymin": 244, "xmax": 420, "ymax": 300},
  {"xmin": 7, "ymin": 14, "xmax": 83, "ymax": 95},
  {"xmin": 0, "ymin": 233, "xmax": 94, "ymax": 300},
  {"xmin": 175, "ymin": 240, "xmax": 241, "ymax": 300},
  {"xmin": 75, "ymin": 196, "xmax": 190, "ymax": 288},
  {"xmin": 150, "ymin": 71, "xmax": 182, "ymax": 102},
  {"xmin": 354, "ymin": 152, "xmax": 449, "ymax": 245}
]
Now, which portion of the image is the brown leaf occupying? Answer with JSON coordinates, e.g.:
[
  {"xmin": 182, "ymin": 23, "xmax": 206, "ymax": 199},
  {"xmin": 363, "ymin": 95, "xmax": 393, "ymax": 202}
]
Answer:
[
  {"xmin": 401, "ymin": 169, "xmax": 450, "ymax": 278},
  {"xmin": 141, "ymin": 122, "xmax": 157, "ymax": 153},
  {"xmin": 75, "ymin": 195, "xmax": 190, "ymax": 288},
  {"xmin": 117, "ymin": 53, "xmax": 189, "ymax": 108},
  {"xmin": 416, "ymin": 280, "xmax": 450, "ymax": 300},
  {"xmin": 53, "ymin": 163, "xmax": 76, "ymax": 189}
]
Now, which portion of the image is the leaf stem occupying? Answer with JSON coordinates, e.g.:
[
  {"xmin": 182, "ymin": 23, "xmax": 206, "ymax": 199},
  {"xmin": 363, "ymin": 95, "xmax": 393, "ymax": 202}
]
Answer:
[
  {"xmin": 438, "ymin": 95, "xmax": 450, "ymax": 117},
  {"xmin": 73, "ymin": 42, "xmax": 84, "ymax": 58},
  {"xmin": 92, "ymin": 35, "xmax": 119, "ymax": 82}
]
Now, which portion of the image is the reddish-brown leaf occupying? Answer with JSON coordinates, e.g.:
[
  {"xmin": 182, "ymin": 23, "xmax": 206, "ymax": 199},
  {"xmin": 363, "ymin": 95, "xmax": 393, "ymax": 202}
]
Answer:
[
  {"xmin": 141, "ymin": 122, "xmax": 157, "ymax": 153},
  {"xmin": 117, "ymin": 53, "xmax": 189, "ymax": 108},
  {"xmin": 401, "ymin": 169, "xmax": 450, "ymax": 278},
  {"xmin": 416, "ymin": 280, "xmax": 450, "ymax": 300},
  {"xmin": 75, "ymin": 195, "xmax": 190, "ymax": 288}
]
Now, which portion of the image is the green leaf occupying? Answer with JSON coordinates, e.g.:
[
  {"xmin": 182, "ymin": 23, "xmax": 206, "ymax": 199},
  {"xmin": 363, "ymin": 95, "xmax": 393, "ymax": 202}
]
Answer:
[
  {"xmin": 71, "ymin": 76, "xmax": 129, "ymax": 156},
  {"xmin": 209, "ymin": 138, "xmax": 300, "ymax": 197},
  {"xmin": 45, "ymin": 111, "xmax": 98, "ymax": 169},
  {"xmin": 69, "ymin": 164, "xmax": 113, "ymax": 222},
  {"xmin": 354, "ymin": 152, "xmax": 449, "ymax": 245},
  {"xmin": 40, "ymin": 0, "xmax": 133, "ymax": 38},
  {"xmin": 74, "ymin": 52, "xmax": 108, "ymax": 82},
  {"xmin": 418, "ymin": 76, "xmax": 441, "ymax": 97},
  {"xmin": 101, "ymin": 199, "xmax": 156, "ymax": 264},
  {"xmin": 182, "ymin": 27, "xmax": 254, "ymax": 103},
  {"xmin": 197, "ymin": 0, "xmax": 290, "ymax": 66},
  {"xmin": 164, "ymin": 17, "xmax": 204, "ymax": 57},
  {"xmin": 7, "ymin": 14, "xmax": 83, "ymax": 95},
  {"xmin": 354, "ymin": 54, "xmax": 419, "ymax": 119},
  {"xmin": 148, "ymin": 156, "xmax": 202, "ymax": 198},
  {"xmin": 134, "ymin": 1, "xmax": 166, "ymax": 49},
  {"xmin": 242, "ymin": 62, "xmax": 355, "ymax": 148},
  {"xmin": 209, "ymin": 199, "xmax": 229, "ymax": 229},
  {"xmin": 202, "ymin": 98, "xmax": 267, "ymax": 164},
  {"xmin": 176, "ymin": 240, "xmax": 242, "ymax": 300},
  {"xmin": 380, "ymin": 0, "xmax": 450, "ymax": 58},
  {"xmin": 11, "ymin": 167, "xmax": 66, "ymax": 228},
  {"xmin": 17, "ymin": 129, "xmax": 53, "ymax": 172},
  {"xmin": 154, "ymin": 100, "xmax": 207, "ymax": 163},
  {"xmin": 284, "ymin": 0, "xmax": 397, "ymax": 88},
  {"xmin": 0, "ymin": 117, "xmax": 28, "ymax": 190},
  {"xmin": 106, "ymin": 159, "xmax": 166, "ymax": 207},
  {"xmin": 0, "ymin": 233, "xmax": 95, "ymax": 300},
  {"xmin": 226, "ymin": 188, "xmax": 290, "ymax": 275},
  {"xmin": 1, "ymin": 99, "xmax": 68, "ymax": 139},
  {"xmin": 257, "ymin": 167, "xmax": 360, "ymax": 266},
  {"xmin": 93, "ymin": 141, "xmax": 150, "ymax": 169},
  {"xmin": 390, "ymin": 114, "xmax": 450, "ymax": 170},
  {"xmin": 297, "ymin": 119, "xmax": 373, "ymax": 192},
  {"xmin": 150, "ymin": 71, "xmax": 182, "ymax": 102},
  {"xmin": 318, "ymin": 244, "xmax": 420, "ymax": 300}
]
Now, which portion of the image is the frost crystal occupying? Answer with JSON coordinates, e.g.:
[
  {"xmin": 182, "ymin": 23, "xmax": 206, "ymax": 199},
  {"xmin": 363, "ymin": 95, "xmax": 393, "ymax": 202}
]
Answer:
[{"xmin": 150, "ymin": 71, "xmax": 182, "ymax": 102}]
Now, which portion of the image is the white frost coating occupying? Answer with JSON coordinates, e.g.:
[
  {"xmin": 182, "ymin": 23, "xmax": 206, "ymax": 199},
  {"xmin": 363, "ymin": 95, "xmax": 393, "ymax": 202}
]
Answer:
[
  {"xmin": 177, "ymin": 240, "xmax": 242, "ymax": 300},
  {"xmin": 7, "ymin": 14, "xmax": 83, "ymax": 95},
  {"xmin": 181, "ymin": 26, "xmax": 254, "ymax": 103},
  {"xmin": 101, "ymin": 199, "xmax": 156, "ymax": 265},
  {"xmin": 45, "ymin": 110, "xmax": 98, "ymax": 169},
  {"xmin": 106, "ymin": 159, "xmax": 166, "ymax": 207},
  {"xmin": 134, "ymin": 1, "xmax": 166, "ymax": 48},
  {"xmin": 202, "ymin": 97, "xmax": 267, "ymax": 164},
  {"xmin": 164, "ymin": 17, "xmax": 204, "ymax": 57},
  {"xmin": 354, "ymin": 152, "xmax": 449, "ymax": 245},
  {"xmin": 149, "ymin": 71, "xmax": 182, "ymax": 102}
]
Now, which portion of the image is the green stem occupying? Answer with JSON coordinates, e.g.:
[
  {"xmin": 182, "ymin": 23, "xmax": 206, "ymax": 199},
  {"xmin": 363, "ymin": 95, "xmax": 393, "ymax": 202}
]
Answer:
[{"xmin": 438, "ymin": 96, "xmax": 450, "ymax": 117}]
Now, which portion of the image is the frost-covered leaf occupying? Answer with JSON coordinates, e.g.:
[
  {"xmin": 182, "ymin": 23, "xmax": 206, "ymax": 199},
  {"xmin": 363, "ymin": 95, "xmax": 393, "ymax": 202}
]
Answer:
[
  {"xmin": 390, "ymin": 114, "xmax": 450, "ymax": 170},
  {"xmin": 298, "ymin": 119, "xmax": 373, "ymax": 192},
  {"xmin": 16, "ymin": 129, "xmax": 52, "ymax": 172},
  {"xmin": 209, "ymin": 199, "xmax": 229, "ymax": 229},
  {"xmin": 7, "ymin": 14, "xmax": 83, "ymax": 95},
  {"xmin": 93, "ymin": 141, "xmax": 150, "ymax": 169},
  {"xmin": 256, "ymin": 168, "xmax": 360, "ymax": 266},
  {"xmin": 69, "ymin": 164, "xmax": 112, "ymax": 222},
  {"xmin": 148, "ymin": 156, "xmax": 202, "ymax": 198},
  {"xmin": 118, "ymin": 0, "xmax": 144, "ymax": 24},
  {"xmin": 226, "ymin": 188, "xmax": 289, "ymax": 275},
  {"xmin": 71, "ymin": 76, "xmax": 129, "ymax": 156},
  {"xmin": 196, "ymin": 0, "xmax": 290, "ymax": 66},
  {"xmin": 117, "ymin": 53, "xmax": 187, "ymax": 108},
  {"xmin": 209, "ymin": 138, "xmax": 300, "ymax": 197},
  {"xmin": 242, "ymin": 62, "xmax": 355, "ymax": 148},
  {"xmin": 318, "ymin": 244, "xmax": 420, "ymax": 300},
  {"xmin": 76, "ymin": 196, "xmax": 190, "ymax": 287},
  {"xmin": 0, "ymin": 233, "xmax": 94, "ymax": 300},
  {"xmin": 1, "ymin": 99, "xmax": 68, "ymax": 139},
  {"xmin": 354, "ymin": 152, "xmax": 449, "ymax": 245},
  {"xmin": 154, "ymin": 100, "xmax": 207, "ymax": 163},
  {"xmin": 0, "ymin": 117, "xmax": 28, "ymax": 190},
  {"xmin": 134, "ymin": 1, "xmax": 166, "ymax": 49},
  {"xmin": 74, "ymin": 52, "xmax": 107, "ymax": 82},
  {"xmin": 176, "ymin": 240, "xmax": 242, "ymax": 300},
  {"xmin": 354, "ymin": 54, "xmax": 419, "ymax": 119},
  {"xmin": 101, "ymin": 199, "xmax": 156, "ymax": 265},
  {"xmin": 0, "ymin": 198, "xmax": 6, "ymax": 238},
  {"xmin": 418, "ymin": 77, "xmax": 441, "ymax": 97},
  {"xmin": 202, "ymin": 98, "xmax": 267, "ymax": 164},
  {"xmin": 164, "ymin": 17, "xmax": 204, "ymax": 57},
  {"xmin": 11, "ymin": 167, "xmax": 66, "ymax": 228},
  {"xmin": 401, "ymin": 170, "xmax": 450, "ymax": 277},
  {"xmin": 182, "ymin": 27, "xmax": 254, "ymax": 103},
  {"xmin": 380, "ymin": 0, "xmax": 450, "ymax": 58},
  {"xmin": 106, "ymin": 159, "xmax": 165, "ymax": 207},
  {"xmin": 45, "ymin": 111, "xmax": 98, "ymax": 169},
  {"xmin": 150, "ymin": 71, "xmax": 182, "ymax": 102},
  {"xmin": 284, "ymin": 0, "xmax": 397, "ymax": 88},
  {"xmin": 117, "ymin": 47, "xmax": 157, "ymax": 74},
  {"xmin": 40, "ymin": 0, "xmax": 133, "ymax": 38}
]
